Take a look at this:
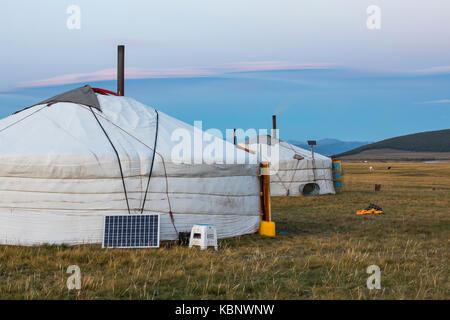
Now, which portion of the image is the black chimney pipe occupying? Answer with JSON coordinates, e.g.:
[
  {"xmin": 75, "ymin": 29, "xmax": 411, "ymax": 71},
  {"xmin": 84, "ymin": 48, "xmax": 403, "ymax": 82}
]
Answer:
[
  {"xmin": 272, "ymin": 115, "xmax": 277, "ymax": 139},
  {"xmin": 117, "ymin": 45, "xmax": 125, "ymax": 96}
]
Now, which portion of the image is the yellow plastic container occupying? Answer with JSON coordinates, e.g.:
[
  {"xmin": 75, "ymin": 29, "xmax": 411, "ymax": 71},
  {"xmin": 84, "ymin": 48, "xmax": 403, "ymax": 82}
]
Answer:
[{"xmin": 259, "ymin": 221, "xmax": 276, "ymax": 237}]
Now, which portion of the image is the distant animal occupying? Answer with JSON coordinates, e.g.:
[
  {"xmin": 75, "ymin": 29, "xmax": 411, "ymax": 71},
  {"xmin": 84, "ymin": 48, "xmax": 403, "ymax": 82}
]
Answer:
[
  {"xmin": 369, "ymin": 166, "xmax": 374, "ymax": 171},
  {"xmin": 387, "ymin": 166, "xmax": 392, "ymax": 170}
]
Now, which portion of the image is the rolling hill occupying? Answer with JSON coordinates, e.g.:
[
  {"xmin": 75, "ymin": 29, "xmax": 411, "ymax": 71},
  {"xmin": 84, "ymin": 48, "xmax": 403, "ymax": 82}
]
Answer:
[
  {"xmin": 290, "ymin": 139, "xmax": 371, "ymax": 156},
  {"xmin": 336, "ymin": 129, "xmax": 450, "ymax": 160}
]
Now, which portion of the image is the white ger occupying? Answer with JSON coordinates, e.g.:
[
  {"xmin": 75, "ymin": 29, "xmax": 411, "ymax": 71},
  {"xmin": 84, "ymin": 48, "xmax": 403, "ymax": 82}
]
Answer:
[
  {"xmin": 240, "ymin": 135, "xmax": 335, "ymax": 196},
  {"xmin": 0, "ymin": 85, "xmax": 261, "ymax": 246}
]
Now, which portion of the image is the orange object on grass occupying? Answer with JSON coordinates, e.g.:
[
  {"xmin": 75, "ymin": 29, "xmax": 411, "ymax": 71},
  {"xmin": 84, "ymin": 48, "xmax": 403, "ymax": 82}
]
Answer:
[{"xmin": 356, "ymin": 209, "xmax": 383, "ymax": 215}]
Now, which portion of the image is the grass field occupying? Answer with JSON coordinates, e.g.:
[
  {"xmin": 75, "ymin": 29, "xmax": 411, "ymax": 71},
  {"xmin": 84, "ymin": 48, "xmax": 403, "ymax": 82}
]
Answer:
[
  {"xmin": 0, "ymin": 162, "xmax": 449, "ymax": 299},
  {"xmin": 337, "ymin": 148, "xmax": 450, "ymax": 161}
]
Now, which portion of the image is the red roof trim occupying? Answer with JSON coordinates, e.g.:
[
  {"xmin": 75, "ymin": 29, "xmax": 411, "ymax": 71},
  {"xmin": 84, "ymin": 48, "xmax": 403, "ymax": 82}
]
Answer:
[{"xmin": 92, "ymin": 88, "xmax": 120, "ymax": 96}]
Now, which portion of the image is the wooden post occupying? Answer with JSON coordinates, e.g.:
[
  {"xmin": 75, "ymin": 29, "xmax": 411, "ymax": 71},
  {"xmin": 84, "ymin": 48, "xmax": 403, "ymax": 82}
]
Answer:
[
  {"xmin": 261, "ymin": 162, "xmax": 271, "ymax": 221},
  {"xmin": 117, "ymin": 45, "xmax": 125, "ymax": 96},
  {"xmin": 310, "ymin": 144, "xmax": 316, "ymax": 182}
]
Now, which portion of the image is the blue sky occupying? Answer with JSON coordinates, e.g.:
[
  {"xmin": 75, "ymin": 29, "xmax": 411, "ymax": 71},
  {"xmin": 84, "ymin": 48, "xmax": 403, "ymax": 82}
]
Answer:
[{"xmin": 0, "ymin": 0, "xmax": 449, "ymax": 142}]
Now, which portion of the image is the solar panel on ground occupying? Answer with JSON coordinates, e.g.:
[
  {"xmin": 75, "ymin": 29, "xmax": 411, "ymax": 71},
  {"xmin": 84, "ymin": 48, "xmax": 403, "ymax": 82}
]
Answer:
[{"xmin": 102, "ymin": 214, "xmax": 160, "ymax": 248}]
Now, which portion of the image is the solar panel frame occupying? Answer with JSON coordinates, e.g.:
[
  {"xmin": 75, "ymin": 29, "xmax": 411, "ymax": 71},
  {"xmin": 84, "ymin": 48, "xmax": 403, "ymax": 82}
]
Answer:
[{"xmin": 102, "ymin": 214, "xmax": 160, "ymax": 248}]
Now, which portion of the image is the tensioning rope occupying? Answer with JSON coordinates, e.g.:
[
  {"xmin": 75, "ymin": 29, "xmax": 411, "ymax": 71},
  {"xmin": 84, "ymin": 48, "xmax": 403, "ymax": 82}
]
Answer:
[
  {"xmin": 0, "ymin": 105, "xmax": 47, "ymax": 134},
  {"xmin": 88, "ymin": 106, "xmax": 131, "ymax": 215},
  {"xmin": 0, "ymin": 99, "xmax": 176, "ymax": 230},
  {"xmin": 82, "ymin": 105, "xmax": 178, "ymax": 234},
  {"xmin": 140, "ymin": 109, "xmax": 159, "ymax": 214},
  {"xmin": 260, "ymin": 138, "xmax": 301, "ymax": 196}
]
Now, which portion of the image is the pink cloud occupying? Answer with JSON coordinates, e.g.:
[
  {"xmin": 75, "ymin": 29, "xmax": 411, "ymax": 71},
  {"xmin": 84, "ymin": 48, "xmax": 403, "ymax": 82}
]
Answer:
[
  {"xmin": 14, "ymin": 61, "xmax": 335, "ymax": 89},
  {"xmin": 16, "ymin": 67, "xmax": 216, "ymax": 89},
  {"xmin": 415, "ymin": 66, "xmax": 450, "ymax": 74},
  {"xmin": 419, "ymin": 99, "xmax": 450, "ymax": 104},
  {"xmin": 223, "ymin": 61, "xmax": 334, "ymax": 73}
]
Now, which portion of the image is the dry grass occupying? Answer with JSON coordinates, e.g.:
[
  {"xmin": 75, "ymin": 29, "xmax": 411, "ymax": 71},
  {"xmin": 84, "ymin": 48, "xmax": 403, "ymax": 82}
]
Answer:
[
  {"xmin": 0, "ymin": 162, "xmax": 449, "ymax": 299},
  {"xmin": 338, "ymin": 148, "xmax": 450, "ymax": 161}
]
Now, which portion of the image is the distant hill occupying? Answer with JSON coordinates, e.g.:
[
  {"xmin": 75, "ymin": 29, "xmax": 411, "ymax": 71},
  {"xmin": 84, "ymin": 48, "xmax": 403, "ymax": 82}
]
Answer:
[
  {"xmin": 336, "ymin": 129, "xmax": 450, "ymax": 159},
  {"xmin": 290, "ymin": 139, "xmax": 371, "ymax": 156}
]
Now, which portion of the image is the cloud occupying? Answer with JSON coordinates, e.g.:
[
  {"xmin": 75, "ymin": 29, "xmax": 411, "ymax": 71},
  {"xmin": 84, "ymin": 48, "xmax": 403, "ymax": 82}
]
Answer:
[
  {"xmin": 414, "ymin": 66, "xmax": 450, "ymax": 75},
  {"xmin": 418, "ymin": 99, "xmax": 450, "ymax": 104},
  {"xmin": 0, "ymin": 92, "xmax": 34, "ymax": 99},
  {"xmin": 222, "ymin": 61, "xmax": 334, "ymax": 73},
  {"xmin": 16, "ymin": 67, "xmax": 216, "ymax": 89},
  {"xmin": 14, "ymin": 61, "xmax": 335, "ymax": 89}
]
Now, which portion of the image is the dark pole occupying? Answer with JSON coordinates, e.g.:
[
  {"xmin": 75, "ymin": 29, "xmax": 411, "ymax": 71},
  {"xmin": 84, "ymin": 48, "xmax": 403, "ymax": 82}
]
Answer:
[
  {"xmin": 117, "ymin": 45, "xmax": 125, "ymax": 96},
  {"xmin": 310, "ymin": 144, "xmax": 316, "ymax": 181},
  {"xmin": 233, "ymin": 128, "xmax": 237, "ymax": 145},
  {"xmin": 272, "ymin": 115, "xmax": 277, "ymax": 139},
  {"xmin": 308, "ymin": 140, "xmax": 317, "ymax": 182}
]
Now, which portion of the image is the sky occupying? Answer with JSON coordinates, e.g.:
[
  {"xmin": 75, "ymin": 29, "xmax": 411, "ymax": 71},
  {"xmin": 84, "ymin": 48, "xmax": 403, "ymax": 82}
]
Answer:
[{"xmin": 0, "ymin": 0, "xmax": 449, "ymax": 142}]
